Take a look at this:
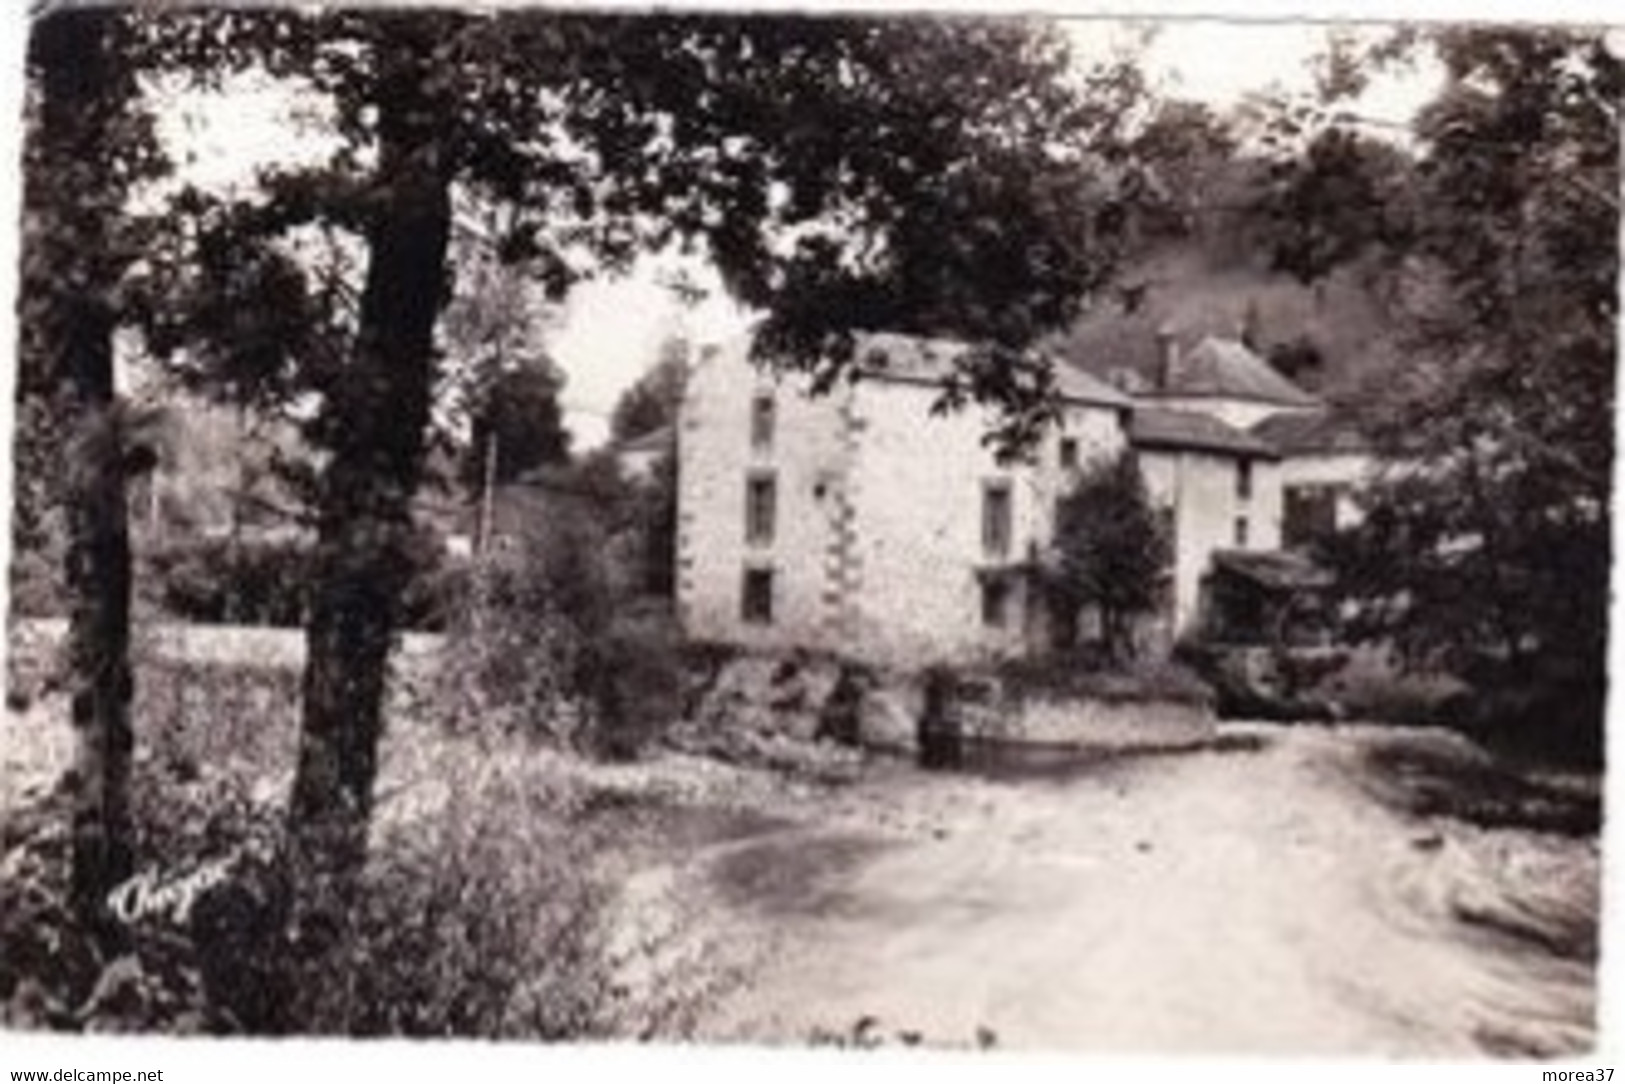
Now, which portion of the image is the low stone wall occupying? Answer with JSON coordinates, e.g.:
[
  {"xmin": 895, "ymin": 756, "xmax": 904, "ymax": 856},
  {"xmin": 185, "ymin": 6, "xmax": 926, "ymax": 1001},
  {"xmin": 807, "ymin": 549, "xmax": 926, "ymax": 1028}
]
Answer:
[
  {"xmin": 684, "ymin": 652, "xmax": 1217, "ymax": 759},
  {"xmin": 856, "ymin": 681, "xmax": 922, "ymax": 754},
  {"xmin": 686, "ymin": 653, "xmax": 840, "ymax": 743},
  {"xmin": 981, "ymin": 695, "xmax": 1214, "ymax": 751}
]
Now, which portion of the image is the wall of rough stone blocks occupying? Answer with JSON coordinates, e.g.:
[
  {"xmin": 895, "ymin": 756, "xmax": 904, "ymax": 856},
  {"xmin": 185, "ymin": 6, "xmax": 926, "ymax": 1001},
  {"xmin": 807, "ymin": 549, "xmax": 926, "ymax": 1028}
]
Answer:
[
  {"xmin": 676, "ymin": 341, "xmax": 851, "ymax": 655},
  {"xmin": 676, "ymin": 342, "xmax": 1130, "ymax": 667},
  {"xmin": 846, "ymin": 380, "xmax": 1127, "ymax": 665}
]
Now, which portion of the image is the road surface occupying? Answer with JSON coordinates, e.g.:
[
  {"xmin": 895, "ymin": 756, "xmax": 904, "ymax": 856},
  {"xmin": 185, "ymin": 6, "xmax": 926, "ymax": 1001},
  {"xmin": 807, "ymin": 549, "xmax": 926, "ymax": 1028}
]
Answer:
[{"xmin": 680, "ymin": 726, "xmax": 1596, "ymax": 1057}]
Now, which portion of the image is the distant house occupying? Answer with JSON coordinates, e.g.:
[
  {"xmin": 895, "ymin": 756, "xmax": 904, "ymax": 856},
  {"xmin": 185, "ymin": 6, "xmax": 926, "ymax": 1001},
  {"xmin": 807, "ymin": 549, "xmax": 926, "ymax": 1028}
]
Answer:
[
  {"xmin": 1250, "ymin": 410, "xmax": 1372, "ymax": 551},
  {"xmin": 1139, "ymin": 328, "xmax": 1322, "ymax": 429},
  {"xmin": 1099, "ymin": 326, "xmax": 1372, "ymax": 641},
  {"xmin": 676, "ymin": 326, "xmax": 1374, "ymax": 664},
  {"xmin": 1128, "ymin": 404, "xmax": 1283, "ymax": 638},
  {"xmin": 612, "ymin": 424, "xmax": 674, "ymax": 484}
]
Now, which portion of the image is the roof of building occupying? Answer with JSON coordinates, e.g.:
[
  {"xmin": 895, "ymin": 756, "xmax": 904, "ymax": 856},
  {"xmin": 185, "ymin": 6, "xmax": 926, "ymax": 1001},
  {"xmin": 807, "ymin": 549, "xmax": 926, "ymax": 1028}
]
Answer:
[
  {"xmin": 857, "ymin": 332, "xmax": 1134, "ymax": 410},
  {"xmin": 1210, "ymin": 549, "xmax": 1336, "ymax": 592},
  {"xmin": 1150, "ymin": 336, "xmax": 1322, "ymax": 408},
  {"xmin": 1130, "ymin": 407, "xmax": 1279, "ymax": 459},
  {"xmin": 614, "ymin": 424, "xmax": 674, "ymax": 455},
  {"xmin": 1248, "ymin": 410, "xmax": 1370, "ymax": 456}
]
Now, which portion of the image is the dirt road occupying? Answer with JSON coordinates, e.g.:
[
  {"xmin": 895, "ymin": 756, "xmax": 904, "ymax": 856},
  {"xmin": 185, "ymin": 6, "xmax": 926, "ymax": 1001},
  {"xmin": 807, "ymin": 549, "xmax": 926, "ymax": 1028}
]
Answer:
[{"xmin": 686, "ymin": 726, "xmax": 1597, "ymax": 1057}]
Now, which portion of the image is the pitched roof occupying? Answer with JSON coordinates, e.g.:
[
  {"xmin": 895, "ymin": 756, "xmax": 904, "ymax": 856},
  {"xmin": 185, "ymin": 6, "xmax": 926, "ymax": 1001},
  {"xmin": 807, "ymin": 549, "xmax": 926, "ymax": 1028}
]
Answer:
[
  {"xmin": 1130, "ymin": 407, "xmax": 1279, "ymax": 459},
  {"xmin": 857, "ymin": 332, "xmax": 1133, "ymax": 410},
  {"xmin": 1153, "ymin": 336, "xmax": 1321, "ymax": 408},
  {"xmin": 1210, "ymin": 549, "xmax": 1335, "ymax": 591},
  {"xmin": 615, "ymin": 424, "xmax": 674, "ymax": 454},
  {"xmin": 1249, "ymin": 410, "xmax": 1369, "ymax": 456}
]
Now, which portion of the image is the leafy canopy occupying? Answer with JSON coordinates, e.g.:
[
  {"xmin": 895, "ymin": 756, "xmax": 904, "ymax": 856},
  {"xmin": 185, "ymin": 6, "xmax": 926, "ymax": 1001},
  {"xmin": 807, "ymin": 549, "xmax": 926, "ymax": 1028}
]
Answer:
[
  {"xmin": 1045, "ymin": 451, "xmax": 1170, "ymax": 658},
  {"xmin": 129, "ymin": 11, "xmax": 1145, "ymax": 457},
  {"xmin": 1263, "ymin": 27, "xmax": 1617, "ymax": 746}
]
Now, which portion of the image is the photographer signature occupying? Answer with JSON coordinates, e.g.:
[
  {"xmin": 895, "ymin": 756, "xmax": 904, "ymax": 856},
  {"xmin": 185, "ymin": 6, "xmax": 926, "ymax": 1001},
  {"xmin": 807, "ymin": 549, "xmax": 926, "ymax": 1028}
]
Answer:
[{"xmin": 104, "ymin": 851, "xmax": 244, "ymax": 927}]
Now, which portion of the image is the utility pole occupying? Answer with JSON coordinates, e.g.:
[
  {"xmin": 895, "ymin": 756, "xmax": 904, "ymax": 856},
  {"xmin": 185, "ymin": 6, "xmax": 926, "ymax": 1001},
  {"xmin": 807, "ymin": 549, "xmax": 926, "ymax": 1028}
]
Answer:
[{"xmin": 476, "ymin": 426, "xmax": 498, "ymax": 555}]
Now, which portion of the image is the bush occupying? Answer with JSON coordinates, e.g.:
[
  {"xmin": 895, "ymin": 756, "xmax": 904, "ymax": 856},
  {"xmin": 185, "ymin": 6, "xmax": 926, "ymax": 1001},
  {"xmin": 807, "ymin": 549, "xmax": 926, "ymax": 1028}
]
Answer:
[
  {"xmin": 436, "ymin": 542, "xmax": 604, "ymax": 747},
  {"xmin": 287, "ymin": 744, "xmax": 622, "ymax": 1038},
  {"xmin": 141, "ymin": 533, "xmax": 468, "ymax": 631},
  {"xmin": 0, "ymin": 743, "xmax": 633, "ymax": 1037},
  {"xmin": 583, "ymin": 606, "xmax": 685, "ymax": 761},
  {"xmin": 144, "ymin": 536, "xmax": 310, "ymax": 627},
  {"xmin": 1319, "ymin": 666, "xmax": 1466, "ymax": 728},
  {"xmin": 0, "ymin": 755, "xmax": 287, "ymax": 1034},
  {"xmin": 3, "ymin": 648, "xmax": 682, "ymax": 1037},
  {"xmin": 438, "ymin": 521, "xmax": 683, "ymax": 759}
]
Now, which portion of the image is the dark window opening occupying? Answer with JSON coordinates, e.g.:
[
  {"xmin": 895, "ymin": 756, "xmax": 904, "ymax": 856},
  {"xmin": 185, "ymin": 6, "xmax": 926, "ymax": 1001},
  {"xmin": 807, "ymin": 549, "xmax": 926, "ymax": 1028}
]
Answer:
[
  {"xmin": 1234, "ymin": 515, "xmax": 1249, "ymax": 548},
  {"xmin": 1283, "ymin": 484, "xmax": 1340, "ymax": 550},
  {"xmin": 742, "ymin": 567, "xmax": 774, "ymax": 624},
  {"xmin": 983, "ymin": 481, "xmax": 1013, "ymax": 558},
  {"xmin": 1237, "ymin": 458, "xmax": 1253, "ymax": 501},
  {"xmin": 981, "ymin": 578, "xmax": 1011, "ymax": 628},
  {"xmin": 1059, "ymin": 437, "xmax": 1079, "ymax": 469},
  {"xmin": 750, "ymin": 392, "xmax": 776, "ymax": 451},
  {"xmin": 1158, "ymin": 505, "xmax": 1177, "ymax": 563},
  {"xmin": 745, "ymin": 472, "xmax": 776, "ymax": 545}
]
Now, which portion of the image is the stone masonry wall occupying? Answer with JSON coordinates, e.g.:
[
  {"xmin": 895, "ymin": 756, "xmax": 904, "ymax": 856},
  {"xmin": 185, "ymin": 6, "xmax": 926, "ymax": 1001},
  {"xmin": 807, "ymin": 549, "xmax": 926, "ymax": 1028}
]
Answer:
[{"xmin": 677, "ymin": 341, "xmax": 1130, "ymax": 669}]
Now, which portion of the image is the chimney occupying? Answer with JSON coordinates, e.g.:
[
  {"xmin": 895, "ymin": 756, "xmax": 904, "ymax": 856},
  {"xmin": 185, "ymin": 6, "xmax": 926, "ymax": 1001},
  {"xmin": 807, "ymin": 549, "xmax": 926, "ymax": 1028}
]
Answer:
[
  {"xmin": 1155, "ymin": 324, "xmax": 1179, "ymax": 391},
  {"xmin": 1239, "ymin": 298, "xmax": 1263, "ymax": 351}
]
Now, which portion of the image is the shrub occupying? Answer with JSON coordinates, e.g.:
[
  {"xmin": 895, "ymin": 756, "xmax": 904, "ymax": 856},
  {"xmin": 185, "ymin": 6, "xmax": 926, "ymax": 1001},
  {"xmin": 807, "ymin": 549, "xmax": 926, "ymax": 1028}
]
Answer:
[
  {"xmin": 0, "ymin": 754, "xmax": 286, "ymax": 1035},
  {"xmin": 435, "ymin": 541, "xmax": 605, "ymax": 746},
  {"xmin": 288, "ymin": 745, "xmax": 622, "ymax": 1038},
  {"xmin": 143, "ymin": 536, "xmax": 310, "ymax": 627},
  {"xmin": 140, "ymin": 533, "xmax": 466, "ymax": 631},
  {"xmin": 0, "ymin": 742, "xmax": 635, "ymax": 1037},
  {"xmin": 1319, "ymin": 666, "xmax": 1466, "ymax": 728},
  {"xmin": 400, "ymin": 553, "xmax": 473, "ymax": 632},
  {"xmin": 440, "ymin": 516, "xmax": 683, "ymax": 759},
  {"xmin": 582, "ymin": 607, "xmax": 685, "ymax": 761},
  {"xmin": 3, "ymin": 651, "xmax": 681, "ymax": 1037}
]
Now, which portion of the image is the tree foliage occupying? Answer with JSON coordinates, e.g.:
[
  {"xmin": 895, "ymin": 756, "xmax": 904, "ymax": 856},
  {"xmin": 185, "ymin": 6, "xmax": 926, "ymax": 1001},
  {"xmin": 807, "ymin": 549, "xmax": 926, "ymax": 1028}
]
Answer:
[
  {"xmin": 1044, "ymin": 452, "xmax": 1170, "ymax": 662},
  {"xmin": 1267, "ymin": 27, "xmax": 1618, "ymax": 755},
  {"xmin": 609, "ymin": 336, "xmax": 688, "ymax": 444},
  {"xmin": 1252, "ymin": 126, "xmax": 1416, "ymax": 285},
  {"xmin": 462, "ymin": 356, "xmax": 572, "ymax": 491},
  {"xmin": 108, "ymin": 9, "xmax": 1147, "ymax": 901}
]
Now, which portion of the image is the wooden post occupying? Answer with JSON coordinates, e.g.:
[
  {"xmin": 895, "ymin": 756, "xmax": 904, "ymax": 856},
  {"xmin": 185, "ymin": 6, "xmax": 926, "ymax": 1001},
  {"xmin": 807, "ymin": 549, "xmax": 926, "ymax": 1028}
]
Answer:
[{"xmin": 476, "ymin": 428, "xmax": 497, "ymax": 554}]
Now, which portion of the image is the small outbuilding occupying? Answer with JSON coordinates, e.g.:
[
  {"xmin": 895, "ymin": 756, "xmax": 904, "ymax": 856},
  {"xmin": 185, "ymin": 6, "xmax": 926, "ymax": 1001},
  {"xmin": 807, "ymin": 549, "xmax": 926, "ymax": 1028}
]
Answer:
[{"xmin": 1199, "ymin": 549, "xmax": 1336, "ymax": 647}]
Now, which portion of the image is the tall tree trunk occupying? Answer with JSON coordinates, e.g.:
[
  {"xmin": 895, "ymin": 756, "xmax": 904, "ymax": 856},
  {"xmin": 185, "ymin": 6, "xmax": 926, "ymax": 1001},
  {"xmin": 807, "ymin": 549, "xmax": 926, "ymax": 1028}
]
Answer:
[
  {"xmin": 286, "ymin": 49, "xmax": 451, "ymax": 900},
  {"xmin": 31, "ymin": 8, "xmax": 136, "ymax": 930}
]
